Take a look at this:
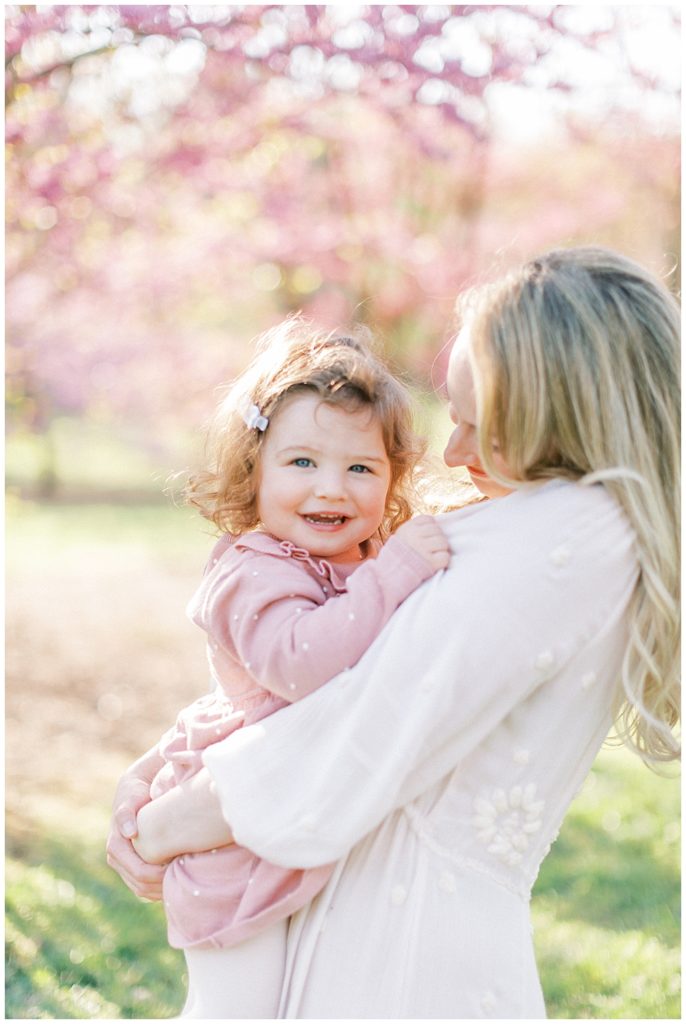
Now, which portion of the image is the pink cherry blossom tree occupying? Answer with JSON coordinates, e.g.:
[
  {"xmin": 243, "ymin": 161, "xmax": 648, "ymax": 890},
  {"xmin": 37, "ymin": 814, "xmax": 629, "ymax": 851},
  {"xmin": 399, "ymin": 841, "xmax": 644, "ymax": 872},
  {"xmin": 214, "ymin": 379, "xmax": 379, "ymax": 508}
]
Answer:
[{"xmin": 5, "ymin": 5, "xmax": 680, "ymax": 493}]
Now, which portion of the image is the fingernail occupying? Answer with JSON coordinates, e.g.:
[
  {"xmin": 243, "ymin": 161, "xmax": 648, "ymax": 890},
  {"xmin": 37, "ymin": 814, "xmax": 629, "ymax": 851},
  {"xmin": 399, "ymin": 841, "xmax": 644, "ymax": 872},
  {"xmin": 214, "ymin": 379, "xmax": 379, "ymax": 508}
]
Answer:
[{"xmin": 122, "ymin": 821, "xmax": 136, "ymax": 838}]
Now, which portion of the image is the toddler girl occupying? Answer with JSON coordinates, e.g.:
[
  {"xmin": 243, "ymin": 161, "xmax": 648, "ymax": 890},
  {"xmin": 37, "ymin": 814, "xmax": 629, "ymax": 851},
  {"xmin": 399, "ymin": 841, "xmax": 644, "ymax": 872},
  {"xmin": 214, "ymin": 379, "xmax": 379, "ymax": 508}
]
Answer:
[{"xmin": 138, "ymin": 317, "xmax": 450, "ymax": 1017}]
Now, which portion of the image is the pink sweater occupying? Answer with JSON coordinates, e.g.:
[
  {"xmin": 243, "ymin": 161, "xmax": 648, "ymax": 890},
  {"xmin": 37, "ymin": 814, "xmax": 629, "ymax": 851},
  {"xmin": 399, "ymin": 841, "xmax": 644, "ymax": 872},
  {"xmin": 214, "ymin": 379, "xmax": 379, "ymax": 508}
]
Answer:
[{"xmin": 149, "ymin": 529, "xmax": 435, "ymax": 949}]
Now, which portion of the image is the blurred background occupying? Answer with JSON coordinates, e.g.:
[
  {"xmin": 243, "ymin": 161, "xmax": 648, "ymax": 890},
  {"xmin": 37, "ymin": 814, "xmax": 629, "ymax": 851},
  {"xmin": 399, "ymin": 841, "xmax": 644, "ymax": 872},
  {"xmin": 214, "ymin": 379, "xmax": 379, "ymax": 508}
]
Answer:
[{"xmin": 5, "ymin": 5, "xmax": 680, "ymax": 1019}]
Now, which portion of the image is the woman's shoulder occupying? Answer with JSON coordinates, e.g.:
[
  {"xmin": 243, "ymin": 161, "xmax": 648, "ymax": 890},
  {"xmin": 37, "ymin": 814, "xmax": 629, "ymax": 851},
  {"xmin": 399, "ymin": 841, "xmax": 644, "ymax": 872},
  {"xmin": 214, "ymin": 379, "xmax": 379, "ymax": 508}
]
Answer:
[
  {"xmin": 437, "ymin": 478, "xmax": 636, "ymax": 582},
  {"xmin": 424, "ymin": 479, "xmax": 639, "ymax": 648},
  {"xmin": 439, "ymin": 477, "xmax": 631, "ymax": 534},
  {"xmin": 517, "ymin": 478, "xmax": 634, "ymax": 545}
]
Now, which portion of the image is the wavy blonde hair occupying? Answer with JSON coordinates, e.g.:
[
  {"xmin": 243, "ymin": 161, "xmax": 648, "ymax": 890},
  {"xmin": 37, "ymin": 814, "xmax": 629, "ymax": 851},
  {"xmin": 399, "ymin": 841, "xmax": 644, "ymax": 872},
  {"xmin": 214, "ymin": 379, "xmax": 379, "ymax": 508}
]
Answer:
[
  {"xmin": 186, "ymin": 316, "xmax": 425, "ymax": 541},
  {"xmin": 461, "ymin": 246, "xmax": 680, "ymax": 765}
]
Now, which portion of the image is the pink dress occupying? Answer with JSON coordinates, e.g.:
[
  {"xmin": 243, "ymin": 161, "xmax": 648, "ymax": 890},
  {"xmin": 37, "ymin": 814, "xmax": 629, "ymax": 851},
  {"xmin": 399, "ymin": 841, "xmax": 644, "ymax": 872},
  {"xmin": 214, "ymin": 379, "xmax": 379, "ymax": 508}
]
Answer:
[{"xmin": 149, "ymin": 529, "xmax": 435, "ymax": 949}]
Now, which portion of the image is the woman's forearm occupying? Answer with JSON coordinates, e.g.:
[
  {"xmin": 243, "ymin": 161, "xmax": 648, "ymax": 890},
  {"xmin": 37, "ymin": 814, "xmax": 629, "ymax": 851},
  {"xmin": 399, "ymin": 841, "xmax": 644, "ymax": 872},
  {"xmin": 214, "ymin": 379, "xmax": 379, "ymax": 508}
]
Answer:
[{"xmin": 132, "ymin": 767, "xmax": 234, "ymax": 864}]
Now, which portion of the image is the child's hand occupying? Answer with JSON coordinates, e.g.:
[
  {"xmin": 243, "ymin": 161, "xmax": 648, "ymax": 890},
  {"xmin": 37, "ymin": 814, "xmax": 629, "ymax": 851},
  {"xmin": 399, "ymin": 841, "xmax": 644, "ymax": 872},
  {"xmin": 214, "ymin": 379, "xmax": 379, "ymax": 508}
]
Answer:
[
  {"xmin": 396, "ymin": 515, "xmax": 451, "ymax": 572},
  {"xmin": 131, "ymin": 801, "xmax": 171, "ymax": 866},
  {"xmin": 132, "ymin": 768, "xmax": 235, "ymax": 866}
]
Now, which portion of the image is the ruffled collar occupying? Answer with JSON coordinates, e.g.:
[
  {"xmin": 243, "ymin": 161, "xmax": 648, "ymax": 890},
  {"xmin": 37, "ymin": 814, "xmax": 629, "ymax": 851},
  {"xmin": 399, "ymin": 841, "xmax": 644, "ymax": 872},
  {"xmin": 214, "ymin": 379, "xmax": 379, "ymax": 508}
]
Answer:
[{"xmin": 213, "ymin": 530, "xmax": 367, "ymax": 592}]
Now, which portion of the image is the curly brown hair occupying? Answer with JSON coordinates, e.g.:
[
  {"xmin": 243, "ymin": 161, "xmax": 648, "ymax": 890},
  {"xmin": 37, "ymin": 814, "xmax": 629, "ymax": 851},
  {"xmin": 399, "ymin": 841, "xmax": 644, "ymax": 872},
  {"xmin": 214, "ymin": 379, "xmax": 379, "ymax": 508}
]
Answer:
[{"xmin": 185, "ymin": 316, "xmax": 426, "ymax": 540}]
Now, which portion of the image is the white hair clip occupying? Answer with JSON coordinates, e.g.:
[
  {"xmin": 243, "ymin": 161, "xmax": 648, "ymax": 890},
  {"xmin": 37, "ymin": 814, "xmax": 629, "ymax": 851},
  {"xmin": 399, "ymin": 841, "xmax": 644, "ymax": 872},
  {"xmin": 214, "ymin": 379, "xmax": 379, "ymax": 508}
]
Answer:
[{"xmin": 244, "ymin": 403, "xmax": 269, "ymax": 432}]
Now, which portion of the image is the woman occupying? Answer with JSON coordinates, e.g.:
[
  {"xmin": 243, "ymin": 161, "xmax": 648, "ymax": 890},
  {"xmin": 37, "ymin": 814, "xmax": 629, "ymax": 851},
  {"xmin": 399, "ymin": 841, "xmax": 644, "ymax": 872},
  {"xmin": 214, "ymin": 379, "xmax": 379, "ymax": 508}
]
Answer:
[{"xmin": 108, "ymin": 247, "xmax": 680, "ymax": 1018}]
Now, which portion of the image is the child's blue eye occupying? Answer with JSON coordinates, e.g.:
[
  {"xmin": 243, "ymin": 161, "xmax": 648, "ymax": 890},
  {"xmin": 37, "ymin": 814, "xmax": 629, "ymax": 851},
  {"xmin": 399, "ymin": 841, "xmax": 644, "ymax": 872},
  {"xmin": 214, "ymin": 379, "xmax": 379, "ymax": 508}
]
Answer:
[
  {"xmin": 292, "ymin": 458, "xmax": 313, "ymax": 468},
  {"xmin": 349, "ymin": 464, "xmax": 371, "ymax": 474}
]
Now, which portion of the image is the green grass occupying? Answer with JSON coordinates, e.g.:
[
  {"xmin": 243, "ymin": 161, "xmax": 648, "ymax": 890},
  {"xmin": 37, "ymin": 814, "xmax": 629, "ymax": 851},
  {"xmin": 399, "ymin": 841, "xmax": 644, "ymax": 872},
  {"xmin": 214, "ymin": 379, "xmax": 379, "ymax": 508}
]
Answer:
[
  {"xmin": 5, "ymin": 491, "xmax": 212, "ymax": 569},
  {"xmin": 5, "ymin": 419, "xmax": 194, "ymax": 499},
  {"xmin": 532, "ymin": 748, "xmax": 680, "ymax": 1018},
  {"xmin": 6, "ymin": 812, "xmax": 186, "ymax": 1020}
]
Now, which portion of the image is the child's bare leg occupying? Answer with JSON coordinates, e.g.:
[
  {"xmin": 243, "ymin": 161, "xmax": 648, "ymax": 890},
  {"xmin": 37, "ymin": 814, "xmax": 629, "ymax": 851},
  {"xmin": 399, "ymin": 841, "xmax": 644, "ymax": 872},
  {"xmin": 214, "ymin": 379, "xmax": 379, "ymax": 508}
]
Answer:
[{"xmin": 181, "ymin": 919, "xmax": 287, "ymax": 1019}]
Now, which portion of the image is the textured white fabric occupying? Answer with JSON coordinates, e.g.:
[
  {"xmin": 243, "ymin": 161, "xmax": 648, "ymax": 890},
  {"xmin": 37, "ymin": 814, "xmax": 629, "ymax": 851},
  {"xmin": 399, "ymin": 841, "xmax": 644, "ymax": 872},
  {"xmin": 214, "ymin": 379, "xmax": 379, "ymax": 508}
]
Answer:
[{"xmin": 203, "ymin": 478, "xmax": 638, "ymax": 1019}]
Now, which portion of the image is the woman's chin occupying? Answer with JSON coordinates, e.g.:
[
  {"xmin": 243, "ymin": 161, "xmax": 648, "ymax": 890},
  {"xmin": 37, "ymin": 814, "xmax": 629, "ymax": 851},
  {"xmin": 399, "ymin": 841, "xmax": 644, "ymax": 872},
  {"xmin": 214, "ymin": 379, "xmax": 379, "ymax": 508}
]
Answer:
[{"xmin": 468, "ymin": 471, "xmax": 513, "ymax": 500}]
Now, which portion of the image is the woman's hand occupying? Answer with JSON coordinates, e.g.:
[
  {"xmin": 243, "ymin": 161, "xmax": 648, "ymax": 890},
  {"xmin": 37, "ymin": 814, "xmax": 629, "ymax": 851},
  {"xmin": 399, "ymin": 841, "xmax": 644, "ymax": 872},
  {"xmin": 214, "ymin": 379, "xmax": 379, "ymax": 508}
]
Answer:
[
  {"xmin": 106, "ymin": 746, "xmax": 167, "ymax": 901},
  {"xmin": 132, "ymin": 767, "xmax": 235, "ymax": 866}
]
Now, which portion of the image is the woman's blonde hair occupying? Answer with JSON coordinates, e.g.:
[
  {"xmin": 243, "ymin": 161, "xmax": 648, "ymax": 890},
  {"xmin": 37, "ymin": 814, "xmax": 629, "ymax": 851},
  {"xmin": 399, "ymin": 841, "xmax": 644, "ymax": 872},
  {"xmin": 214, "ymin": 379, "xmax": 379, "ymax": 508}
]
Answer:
[
  {"xmin": 461, "ymin": 246, "xmax": 680, "ymax": 765},
  {"xmin": 186, "ymin": 316, "xmax": 425, "ymax": 541}
]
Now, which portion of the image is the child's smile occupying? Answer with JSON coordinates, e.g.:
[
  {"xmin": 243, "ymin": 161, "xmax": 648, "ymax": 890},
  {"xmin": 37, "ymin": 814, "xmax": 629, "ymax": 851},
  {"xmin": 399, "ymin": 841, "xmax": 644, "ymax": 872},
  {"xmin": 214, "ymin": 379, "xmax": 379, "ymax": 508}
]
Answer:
[
  {"xmin": 256, "ymin": 393, "xmax": 392, "ymax": 564},
  {"xmin": 301, "ymin": 512, "xmax": 350, "ymax": 528}
]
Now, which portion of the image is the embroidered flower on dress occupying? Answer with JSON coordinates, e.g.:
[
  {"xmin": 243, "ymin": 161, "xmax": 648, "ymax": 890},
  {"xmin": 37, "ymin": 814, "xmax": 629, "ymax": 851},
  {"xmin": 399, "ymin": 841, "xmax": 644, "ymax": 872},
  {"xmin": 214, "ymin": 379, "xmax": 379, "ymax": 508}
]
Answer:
[{"xmin": 472, "ymin": 783, "xmax": 545, "ymax": 866}]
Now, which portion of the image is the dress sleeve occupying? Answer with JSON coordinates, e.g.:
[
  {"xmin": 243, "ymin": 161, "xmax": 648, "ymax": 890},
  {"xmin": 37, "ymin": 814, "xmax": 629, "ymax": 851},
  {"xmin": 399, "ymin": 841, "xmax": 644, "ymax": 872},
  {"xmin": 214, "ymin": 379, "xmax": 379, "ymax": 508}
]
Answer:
[
  {"xmin": 204, "ymin": 534, "xmax": 436, "ymax": 702},
  {"xmin": 203, "ymin": 481, "xmax": 639, "ymax": 867}
]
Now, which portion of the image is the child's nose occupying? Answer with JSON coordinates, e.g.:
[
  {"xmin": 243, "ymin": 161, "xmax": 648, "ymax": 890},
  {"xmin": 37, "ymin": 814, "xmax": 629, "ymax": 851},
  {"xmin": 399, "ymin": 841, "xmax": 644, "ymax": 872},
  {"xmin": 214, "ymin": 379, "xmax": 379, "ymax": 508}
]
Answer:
[{"xmin": 314, "ymin": 470, "xmax": 347, "ymax": 500}]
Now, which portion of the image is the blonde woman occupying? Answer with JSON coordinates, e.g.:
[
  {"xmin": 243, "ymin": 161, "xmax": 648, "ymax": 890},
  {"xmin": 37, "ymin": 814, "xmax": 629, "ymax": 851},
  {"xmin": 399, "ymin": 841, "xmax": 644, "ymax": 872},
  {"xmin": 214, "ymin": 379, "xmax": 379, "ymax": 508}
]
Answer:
[{"xmin": 108, "ymin": 247, "xmax": 679, "ymax": 1018}]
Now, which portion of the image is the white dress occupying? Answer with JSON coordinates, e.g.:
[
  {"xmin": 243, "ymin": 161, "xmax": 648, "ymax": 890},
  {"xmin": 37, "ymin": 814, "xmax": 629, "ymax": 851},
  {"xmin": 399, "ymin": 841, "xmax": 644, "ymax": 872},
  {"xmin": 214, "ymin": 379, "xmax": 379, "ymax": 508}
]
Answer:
[{"xmin": 203, "ymin": 479, "xmax": 638, "ymax": 1019}]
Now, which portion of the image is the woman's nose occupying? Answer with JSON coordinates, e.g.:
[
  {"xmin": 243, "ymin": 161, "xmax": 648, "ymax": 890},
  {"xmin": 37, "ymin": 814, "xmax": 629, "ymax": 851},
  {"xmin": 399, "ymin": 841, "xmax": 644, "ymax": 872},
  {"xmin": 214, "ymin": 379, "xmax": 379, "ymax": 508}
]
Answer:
[{"xmin": 443, "ymin": 426, "xmax": 475, "ymax": 468}]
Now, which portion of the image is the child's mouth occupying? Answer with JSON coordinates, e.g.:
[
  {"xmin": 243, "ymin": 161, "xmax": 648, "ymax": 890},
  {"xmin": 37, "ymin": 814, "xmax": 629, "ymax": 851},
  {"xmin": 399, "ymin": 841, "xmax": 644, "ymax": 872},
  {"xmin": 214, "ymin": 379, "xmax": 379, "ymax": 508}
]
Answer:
[{"xmin": 302, "ymin": 513, "xmax": 348, "ymax": 526}]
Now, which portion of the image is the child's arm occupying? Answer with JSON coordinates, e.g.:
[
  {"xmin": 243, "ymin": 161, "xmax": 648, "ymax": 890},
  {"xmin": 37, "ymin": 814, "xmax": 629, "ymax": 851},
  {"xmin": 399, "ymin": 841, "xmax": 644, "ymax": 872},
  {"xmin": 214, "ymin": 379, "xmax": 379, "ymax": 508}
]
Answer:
[
  {"xmin": 210, "ymin": 517, "xmax": 450, "ymax": 702},
  {"xmin": 132, "ymin": 766, "xmax": 233, "ymax": 865}
]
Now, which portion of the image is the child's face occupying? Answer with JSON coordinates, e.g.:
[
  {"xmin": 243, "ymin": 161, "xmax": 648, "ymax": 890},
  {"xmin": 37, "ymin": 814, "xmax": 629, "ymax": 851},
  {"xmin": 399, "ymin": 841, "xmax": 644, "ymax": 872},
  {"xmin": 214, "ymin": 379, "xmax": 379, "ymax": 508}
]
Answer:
[
  {"xmin": 444, "ymin": 328, "xmax": 514, "ymax": 499},
  {"xmin": 256, "ymin": 393, "xmax": 392, "ymax": 563}
]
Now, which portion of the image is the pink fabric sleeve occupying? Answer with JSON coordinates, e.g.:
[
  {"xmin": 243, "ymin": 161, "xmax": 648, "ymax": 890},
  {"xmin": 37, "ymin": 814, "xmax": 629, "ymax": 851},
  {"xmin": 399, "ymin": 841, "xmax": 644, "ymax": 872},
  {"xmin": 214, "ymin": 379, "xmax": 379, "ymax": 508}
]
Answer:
[{"xmin": 207, "ymin": 534, "xmax": 439, "ymax": 702}]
